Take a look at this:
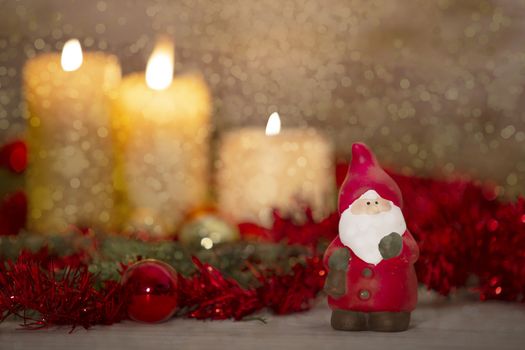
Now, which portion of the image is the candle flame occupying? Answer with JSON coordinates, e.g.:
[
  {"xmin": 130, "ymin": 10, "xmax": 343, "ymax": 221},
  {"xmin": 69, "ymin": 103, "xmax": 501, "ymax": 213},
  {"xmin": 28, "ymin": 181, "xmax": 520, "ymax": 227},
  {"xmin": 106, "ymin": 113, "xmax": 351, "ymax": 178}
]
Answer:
[
  {"xmin": 265, "ymin": 112, "xmax": 281, "ymax": 136},
  {"xmin": 61, "ymin": 39, "xmax": 83, "ymax": 72},
  {"xmin": 145, "ymin": 38, "xmax": 174, "ymax": 91}
]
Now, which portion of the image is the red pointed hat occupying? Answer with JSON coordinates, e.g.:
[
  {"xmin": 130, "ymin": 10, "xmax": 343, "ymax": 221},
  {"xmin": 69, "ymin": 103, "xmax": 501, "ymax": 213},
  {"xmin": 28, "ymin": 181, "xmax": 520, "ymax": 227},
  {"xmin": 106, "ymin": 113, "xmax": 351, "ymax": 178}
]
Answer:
[{"xmin": 338, "ymin": 143, "xmax": 403, "ymax": 214}]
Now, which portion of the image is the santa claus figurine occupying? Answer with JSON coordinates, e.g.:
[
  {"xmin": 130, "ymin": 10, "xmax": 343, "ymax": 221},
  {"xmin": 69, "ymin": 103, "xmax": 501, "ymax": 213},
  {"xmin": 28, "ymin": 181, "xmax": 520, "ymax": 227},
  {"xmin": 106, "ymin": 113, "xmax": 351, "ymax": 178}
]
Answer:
[{"xmin": 324, "ymin": 143, "xmax": 419, "ymax": 332}]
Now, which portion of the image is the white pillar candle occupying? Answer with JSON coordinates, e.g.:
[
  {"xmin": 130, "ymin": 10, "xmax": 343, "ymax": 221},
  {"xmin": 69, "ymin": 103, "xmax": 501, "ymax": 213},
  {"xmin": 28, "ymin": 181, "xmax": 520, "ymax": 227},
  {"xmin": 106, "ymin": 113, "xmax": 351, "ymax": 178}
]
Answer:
[
  {"xmin": 113, "ymin": 38, "xmax": 211, "ymax": 236},
  {"xmin": 216, "ymin": 112, "xmax": 336, "ymax": 227},
  {"xmin": 24, "ymin": 39, "xmax": 121, "ymax": 234}
]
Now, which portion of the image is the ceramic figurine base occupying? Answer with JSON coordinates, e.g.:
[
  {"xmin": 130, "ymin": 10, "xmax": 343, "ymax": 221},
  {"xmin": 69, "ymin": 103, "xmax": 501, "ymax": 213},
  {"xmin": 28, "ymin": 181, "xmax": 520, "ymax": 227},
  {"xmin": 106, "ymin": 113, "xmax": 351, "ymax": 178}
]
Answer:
[{"xmin": 331, "ymin": 310, "xmax": 411, "ymax": 332}]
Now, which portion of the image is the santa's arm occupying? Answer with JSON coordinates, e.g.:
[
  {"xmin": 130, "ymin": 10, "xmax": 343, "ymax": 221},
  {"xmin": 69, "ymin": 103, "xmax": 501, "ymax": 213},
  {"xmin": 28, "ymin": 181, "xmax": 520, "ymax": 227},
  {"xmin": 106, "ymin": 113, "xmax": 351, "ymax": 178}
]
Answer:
[
  {"xmin": 323, "ymin": 237, "xmax": 349, "ymax": 298},
  {"xmin": 402, "ymin": 230, "xmax": 419, "ymax": 264}
]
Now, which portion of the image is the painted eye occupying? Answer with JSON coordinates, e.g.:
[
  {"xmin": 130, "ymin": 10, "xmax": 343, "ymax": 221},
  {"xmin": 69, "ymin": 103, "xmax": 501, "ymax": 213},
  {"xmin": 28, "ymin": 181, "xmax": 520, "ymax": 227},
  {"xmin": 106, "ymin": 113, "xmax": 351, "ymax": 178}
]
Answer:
[
  {"xmin": 366, "ymin": 202, "xmax": 370, "ymax": 205},
  {"xmin": 375, "ymin": 201, "xmax": 379, "ymax": 205}
]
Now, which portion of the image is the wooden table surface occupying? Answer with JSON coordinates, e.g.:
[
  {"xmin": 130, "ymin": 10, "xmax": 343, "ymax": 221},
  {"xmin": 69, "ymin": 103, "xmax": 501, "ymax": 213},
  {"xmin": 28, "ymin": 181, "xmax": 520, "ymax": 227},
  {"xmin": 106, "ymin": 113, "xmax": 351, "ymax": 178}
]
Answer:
[{"xmin": 1, "ymin": 298, "xmax": 524, "ymax": 350}]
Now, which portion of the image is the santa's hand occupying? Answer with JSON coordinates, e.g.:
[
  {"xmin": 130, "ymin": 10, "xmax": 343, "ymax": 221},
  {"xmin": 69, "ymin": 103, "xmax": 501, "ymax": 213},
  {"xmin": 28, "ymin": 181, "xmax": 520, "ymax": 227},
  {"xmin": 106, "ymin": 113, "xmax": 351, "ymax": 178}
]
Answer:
[{"xmin": 378, "ymin": 232, "xmax": 403, "ymax": 259}]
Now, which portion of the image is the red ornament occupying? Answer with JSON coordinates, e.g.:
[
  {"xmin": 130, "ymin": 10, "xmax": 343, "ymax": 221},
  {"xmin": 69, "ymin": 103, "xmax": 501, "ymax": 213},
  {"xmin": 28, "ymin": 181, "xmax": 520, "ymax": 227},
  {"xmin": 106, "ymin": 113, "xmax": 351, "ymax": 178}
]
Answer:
[
  {"xmin": 0, "ymin": 140, "xmax": 27, "ymax": 173},
  {"xmin": 121, "ymin": 259, "xmax": 179, "ymax": 323}
]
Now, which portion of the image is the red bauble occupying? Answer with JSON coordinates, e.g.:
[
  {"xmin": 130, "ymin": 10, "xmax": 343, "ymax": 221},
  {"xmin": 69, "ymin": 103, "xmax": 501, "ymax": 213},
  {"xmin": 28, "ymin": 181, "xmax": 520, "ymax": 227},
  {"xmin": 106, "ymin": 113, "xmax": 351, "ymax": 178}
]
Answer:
[
  {"xmin": 121, "ymin": 259, "xmax": 179, "ymax": 323},
  {"xmin": 0, "ymin": 140, "xmax": 27, "ymax": 173}
]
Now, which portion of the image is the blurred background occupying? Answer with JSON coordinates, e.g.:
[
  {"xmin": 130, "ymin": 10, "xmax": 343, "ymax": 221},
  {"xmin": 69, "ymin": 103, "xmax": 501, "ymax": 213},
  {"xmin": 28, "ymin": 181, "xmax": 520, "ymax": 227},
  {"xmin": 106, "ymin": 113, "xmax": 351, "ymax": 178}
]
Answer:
[{"xmin": 0, "ymin": 0, "xmax": 524, "ymax": 197}]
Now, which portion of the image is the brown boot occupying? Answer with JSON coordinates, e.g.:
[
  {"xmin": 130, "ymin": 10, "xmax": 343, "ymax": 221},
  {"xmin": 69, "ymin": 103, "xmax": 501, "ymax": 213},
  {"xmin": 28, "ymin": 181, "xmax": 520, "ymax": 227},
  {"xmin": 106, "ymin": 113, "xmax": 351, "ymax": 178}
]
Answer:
[
  {"xmin": 331, "ymin": 309, "xmax": 367, "ymax": 331},
  {"xmin": 368, "ymin": 312, "xmax": 411, "ymax": 332}
]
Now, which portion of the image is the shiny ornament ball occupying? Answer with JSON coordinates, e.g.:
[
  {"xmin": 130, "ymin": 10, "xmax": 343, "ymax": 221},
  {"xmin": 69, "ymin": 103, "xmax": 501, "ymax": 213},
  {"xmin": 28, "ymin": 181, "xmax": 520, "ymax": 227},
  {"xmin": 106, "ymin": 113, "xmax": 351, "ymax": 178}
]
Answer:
[
  {"xmin": 178, "ymin": 214, "xmax": 239, "ymax": 250},
  {"xmin": 121, "ymin": 259, "xmax": 178, "ymax": 323}
]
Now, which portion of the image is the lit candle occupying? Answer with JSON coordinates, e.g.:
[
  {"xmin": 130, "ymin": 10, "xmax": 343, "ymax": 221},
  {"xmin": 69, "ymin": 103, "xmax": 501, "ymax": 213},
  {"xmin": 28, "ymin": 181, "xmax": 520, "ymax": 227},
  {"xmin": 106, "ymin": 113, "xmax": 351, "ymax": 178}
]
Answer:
[
  {"xmin": 23, "ymin": 39, "xmax": 121, "ymax": 234},
  {"xmin": 216, "ymin": 112, "xmax": 336, "ymax": 227},
  {"xmin": 113, "ymin": 38, "xmax": 211, "ymax": 236}
]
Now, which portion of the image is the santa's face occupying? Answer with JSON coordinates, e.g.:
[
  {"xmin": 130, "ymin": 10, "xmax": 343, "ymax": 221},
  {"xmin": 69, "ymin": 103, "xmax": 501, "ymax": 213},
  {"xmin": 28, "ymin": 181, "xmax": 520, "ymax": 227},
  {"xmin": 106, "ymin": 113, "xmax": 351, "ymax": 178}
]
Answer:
[{"xmin": 339, "ymin": 190, "xmax": 406, "ymax": 265}]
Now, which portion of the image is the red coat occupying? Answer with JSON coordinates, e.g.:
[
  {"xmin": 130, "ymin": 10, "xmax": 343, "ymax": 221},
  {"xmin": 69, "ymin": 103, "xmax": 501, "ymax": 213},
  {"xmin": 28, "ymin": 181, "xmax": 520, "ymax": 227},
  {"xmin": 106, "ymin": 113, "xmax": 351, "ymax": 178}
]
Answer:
[{"xmin": 323, "ymin": 231, "xmax": 419, "ymax": 312}]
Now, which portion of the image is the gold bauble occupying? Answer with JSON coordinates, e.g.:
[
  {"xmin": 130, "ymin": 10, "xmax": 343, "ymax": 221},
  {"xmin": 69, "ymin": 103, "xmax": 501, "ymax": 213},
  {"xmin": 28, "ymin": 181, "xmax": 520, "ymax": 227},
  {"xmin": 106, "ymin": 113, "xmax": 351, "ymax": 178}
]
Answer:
[{"xmin": 178, "ymin": 214, "xmax": 239, "ymax": 249}]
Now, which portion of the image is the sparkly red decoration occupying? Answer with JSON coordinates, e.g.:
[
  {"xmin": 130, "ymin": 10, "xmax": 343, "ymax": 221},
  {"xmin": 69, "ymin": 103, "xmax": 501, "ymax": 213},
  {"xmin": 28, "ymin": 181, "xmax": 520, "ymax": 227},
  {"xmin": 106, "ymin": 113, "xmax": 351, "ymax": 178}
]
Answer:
[
  {"xmin": 178, "ymin": 257, "xmax": 260, "ymax": 320},
  {"xmin": 177, "ymin": 256, "xmax": 325, "ymax": 320},
  {"xmin": 390, "ymin": 172, "xmax": 525, "ymax": 300},
  {"xmin": 238, "ymin": 208, "xmax": 338, "ymax": 246},
  {"xmin": 121, "ymin": 259, "xmax": 179, "ymax": 323},
  {"xmin": 0, "ymin": 140, "xmax": 27, "ymax": 174},
  {"xmin": 0, "ymin": 249, "xmax": 325, "ymax": 328},
  {"xmin": 0, "ymin": 250, "xmax": 127, "ymax": 330},
  {"xmin": 257, "ymin": 256, "xmax": 325, "ymax": 315}
]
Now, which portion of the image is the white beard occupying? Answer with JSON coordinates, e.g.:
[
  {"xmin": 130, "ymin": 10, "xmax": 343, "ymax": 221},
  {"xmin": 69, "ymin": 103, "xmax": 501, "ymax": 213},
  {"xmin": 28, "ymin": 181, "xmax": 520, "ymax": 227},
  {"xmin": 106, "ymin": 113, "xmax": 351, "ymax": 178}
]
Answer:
[{"xmin": 339, "ymin": 203, "xmax": 407, "ymax": 265}]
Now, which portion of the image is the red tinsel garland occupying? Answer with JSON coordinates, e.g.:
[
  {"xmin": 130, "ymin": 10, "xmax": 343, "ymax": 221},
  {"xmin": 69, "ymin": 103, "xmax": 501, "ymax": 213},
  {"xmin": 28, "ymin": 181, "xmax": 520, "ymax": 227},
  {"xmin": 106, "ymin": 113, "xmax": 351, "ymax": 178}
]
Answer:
[
  {"xmin": 0, "ymin": 250, "xmax": 128, "ymax": 330},
  {"xmin": 177, "ymin": 256, "xmax": 324, "ymax": 320},
  {"xmin": 391, "ymin": 172, "xmax": 525, "ymax": 301},
  {"xmin": 0, "ymin": 250, "xmax": 326, "ymax": 329}
]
